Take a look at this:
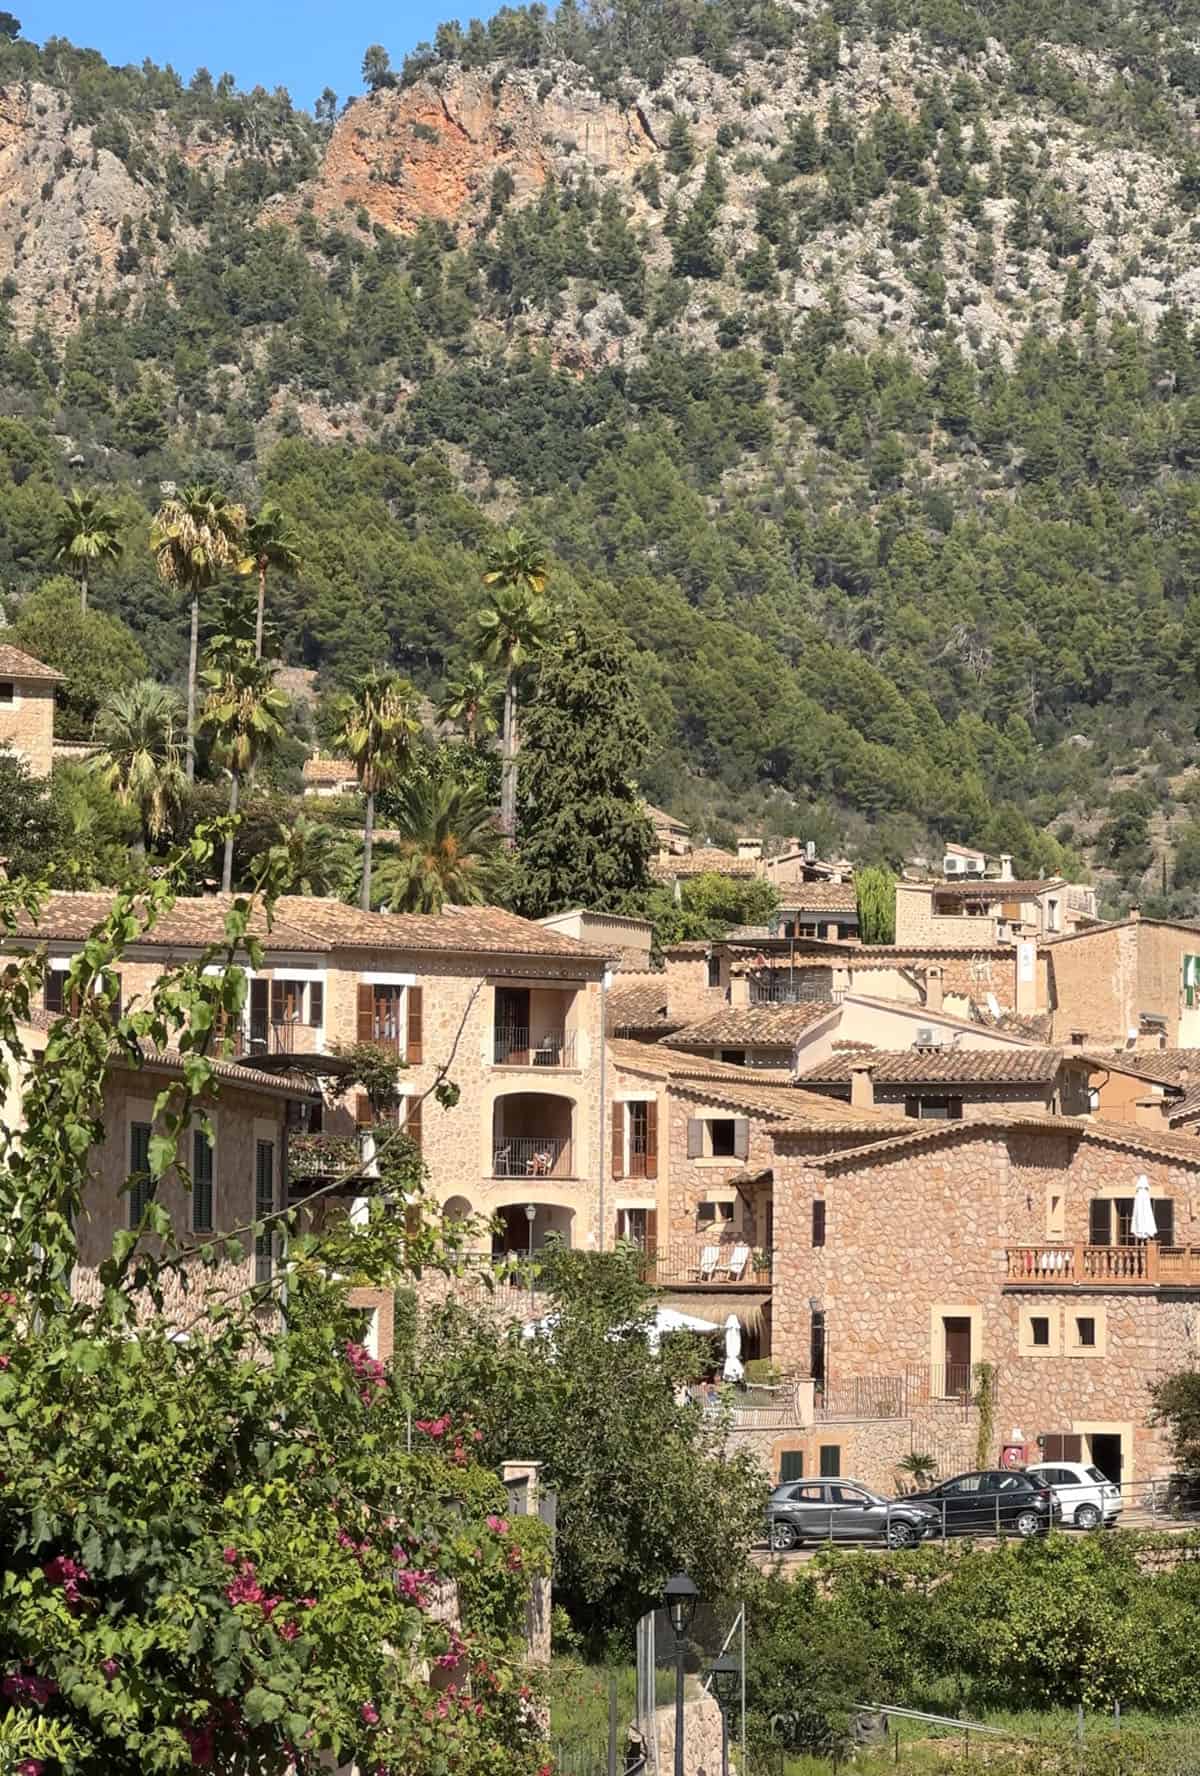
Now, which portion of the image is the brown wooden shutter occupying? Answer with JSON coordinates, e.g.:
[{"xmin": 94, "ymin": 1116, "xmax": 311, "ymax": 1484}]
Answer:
[
  {"xmin": 308, "ymin": 981, "xmax": 324, "ymax": 1027},
  {"xmin": 612, "ymin": 1103, "xmax": 625, "ymax": 1178},
  {"xmin": 270, "ymin": 979, "xmax": 285, "ymax": 1025},
  {"xmin": 812, "ymin": 1199, "xmax": 826, "ymax": 1247},
  {"xmin": 1158, "ymin": 1198, "xmax": 1176, "ymax": 1246},
  {"xmin": 1062, "ymin": 1434, "xmax": 1083, "ymax": 1461},
  {"xmin": 355, "ymin": 1092, "xmax": 372, "ymax": 1128},
  {"xmin": 1041, "ymin": 1434, "xmax": 1063, "ymax": 1462},
  {"xmin": 1089, "ymin": 1200, "xmax": 1111, "ymax": 1245},
  {"xmin": 644, "ymin": 1099, "xmax": 658, "ymax": 1179},
  {"xmin": 646, "ymin": 1208, "xmax": 658, "ymax": 1255},
  {"xmin": 407, "ymin": 987, "xmax": 423, "ymax": 1063},
  {"xmin": 687, "ymin": 1118, "xmax": 703, "ymax": 1159},
  {"xmin": 405, "ymin": 1095, "xmax": 422, "ymax": 1150},
  {"xmin": 733, "ymin": 1117, "xmax": 749, "ymax": 1159},
  {"xmin": 357, "ymin": 984, "xmax": 374, "ymax": 1043}
]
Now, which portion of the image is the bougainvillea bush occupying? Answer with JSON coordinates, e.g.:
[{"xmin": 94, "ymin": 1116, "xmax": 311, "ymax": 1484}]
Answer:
[{"xmin": 0, "ymin": 849, "xmax": 550, "ymax": 1775}]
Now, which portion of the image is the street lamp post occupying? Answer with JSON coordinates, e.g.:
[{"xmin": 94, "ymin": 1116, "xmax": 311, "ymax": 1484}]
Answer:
[
  {"xmin": 524, "ymin": 1202, "xmax": 537, "ymax": 1308},
  {"xmin": 664, "ymin": 1572, "xmax": 699, "ymax": 1776},
  {"xmin": 704, "ymin": 1654, "xmax": 739, "ymax": 1776}
]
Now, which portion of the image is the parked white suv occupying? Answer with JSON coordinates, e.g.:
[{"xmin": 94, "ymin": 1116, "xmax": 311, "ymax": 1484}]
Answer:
[{"xmin": 1025, "ymin": 1460, "xmax": 1122, "ymax": 1530}]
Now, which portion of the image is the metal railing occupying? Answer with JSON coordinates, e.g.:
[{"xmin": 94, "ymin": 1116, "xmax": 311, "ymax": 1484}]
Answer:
[
  {"xmin": 637, "ymin": 1241, "xmax": 773, "ymax": 1286},
  {"xmin": 491, "ymin": 1135, "xmax": 572, "ymax": 1178},
  {"xmin": 1005, "ymin": 1244, "xmax": 1200, "ymax": 1287},
  {"xmin": 815, "ymin": 1364, "xmax": 977, "ymax": 1421},
  {"xmin": 748, "ymin": 980, "xmax": 843, "ymax": 1005},
  {"xmin": 492, "ymin": 1027, "xmax": 577, "ymax": 1067}
]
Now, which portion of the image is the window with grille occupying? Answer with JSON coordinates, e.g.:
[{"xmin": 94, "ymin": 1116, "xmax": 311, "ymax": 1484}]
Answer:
[
  {"xmin": 812, "ymin": 1199, "xmax": 826, "ymax": 1247},
  {"xmin": 129, "ymin": 1121, "xmax": 153, "ymax": 1227},
  {"xmin": 192, "ymin": 1127, "xmax": 214, "ymax": 1233},
  {"xmin": 255, "ymin": 1140, "xmax": 275, "ymax": 1283}
]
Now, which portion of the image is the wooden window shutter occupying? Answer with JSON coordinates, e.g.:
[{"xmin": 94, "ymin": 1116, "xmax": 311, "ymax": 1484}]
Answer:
[
  {"xmin": 733, "ymin": 1117, "xmax": 749, "ymax": 1159},
  {"xmin": 812, "ymin": 1199, "xmax": 826, "ymax": 1248},
  {"xmin": 1158, "ymin": 1198, "xmax": 1176, "ymax": 1246},
  {"xmin": 645, "ymin": 1099, "xmax": 658, "ymax": 1179},
  {"xmin": 646, "ymin": 1208, "xmax": 658, "ymax": 1254},
  {"xmin": 271, "ymin": 980, "xmax": 284, "ymax": 1025},
  {"xmin": 407, "ymin": 987, "xmax": 423, "ymax": 1063},
  {"xmin": 1088, "ymin": 1200, "xmax": 1111, "ymax": 1245},
  {"xmin": 1041, "ymin": 1433, "xmax": 1064, "ymax": 1462},
  {"xmin": 612, "ymin": 1103, "xmax": 625, "ymax": 1178},
  {"xmin": 405, "ymin": 1095, "xmax": 422, "ymax": 1150},
  {"xmin": 356, "ymin": 984, "xmax": 374, "ymax": 1043},
  {"xmin": 1062, "ymin": 1434, "xmax": 1083, "ymax": 1462},
  {"xmin": 308, "ymin": 981, "xmax": 324, "ymax": 1027},
  {"xmin": 355, "ymin": 1092, "xmax": 372, "ymax": 1128},
  {"xmin": 687, "ymin": 1118, "xmax": 703, "ymax": 1160}
]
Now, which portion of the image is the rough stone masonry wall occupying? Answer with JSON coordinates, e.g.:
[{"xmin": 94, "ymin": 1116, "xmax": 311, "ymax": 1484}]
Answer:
[
  {"xmin": 1045, "ymin": 925, "xmax": 1137, "ymax": 1045},
  {"xmin": 0, "ymin": 679, "xmax": 55, "ymax": 777},
  {"xmin": 894, "ymin": 884, "xmax": 999, "ymax": 949}
]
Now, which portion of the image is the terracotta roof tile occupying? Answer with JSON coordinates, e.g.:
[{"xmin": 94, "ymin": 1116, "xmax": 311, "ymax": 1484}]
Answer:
[
  {"xmin": 1087, "ymin": 1048, "xmax": 1200, "ymax": 1086},
  {"xmin": 0, "ymin": 644, "xmax": 61, "ymax": 681},
  {"xmin": 302, "ymin": 755, "xmax": 358, "ymax": 785},
  {"xmin": 650, "ymin": 848, "xmax": 758, "ymax": 880},
  {"xmin": 797, "ymin": 1046, "xmax": 1065, "ymax": 1086},
  {"xmin": 921, "ymin": 878, "xmax": 1065, "ymax": 899},
  {"xmin": 663, "ymin": 1003, "xmax": 838, "ymax": 1049},
  {"xmin": 607, "ymin": 974, "xmax": 679, "ymax": 1035},
  {"xmin": 794, "ymin": 1112, "xmax": 1200, "ymax": 1170},
  {"xmin": 780, "ymin": 882, "xmax": 858, "ymax": 914},
  {"xmin": 607, "ymin": 1038, "xmax": 903, "ymax": 1126}
]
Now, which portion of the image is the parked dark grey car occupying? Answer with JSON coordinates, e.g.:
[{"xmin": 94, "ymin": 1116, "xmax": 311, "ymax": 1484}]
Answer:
[
  {"xmin": 766, "ymin": 1479, "xmax": 939, "ymax": 1551},
  {"xmin": 905, "ymin": 1469, "xmax": 1061, "ymax": 1538}
]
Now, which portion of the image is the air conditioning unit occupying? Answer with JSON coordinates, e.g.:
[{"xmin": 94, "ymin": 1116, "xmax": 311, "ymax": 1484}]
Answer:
[
  {"xmin": 943, "ymin": 855, "xmax": 961, "ymax": 874},
  {"xmin": 914, "ymin": 1026, "xmax": 942, "ymax": 1048}
]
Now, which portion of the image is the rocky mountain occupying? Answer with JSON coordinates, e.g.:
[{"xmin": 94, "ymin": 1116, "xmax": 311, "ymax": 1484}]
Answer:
[{"xmin": 4, "ymin": 6, "xmax": 1200, "ymax": 912}]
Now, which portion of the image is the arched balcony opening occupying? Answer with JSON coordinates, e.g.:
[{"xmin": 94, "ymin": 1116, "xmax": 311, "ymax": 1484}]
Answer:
[{"xmin": 491, "ymin": 1092, "xmax": 575, "ymax": 1181}]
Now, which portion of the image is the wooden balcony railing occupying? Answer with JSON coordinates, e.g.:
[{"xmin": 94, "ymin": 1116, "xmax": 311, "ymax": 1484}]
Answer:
[
  {"xmin": 492, "ymin": 1027, "xmax": 577, "ymax": 1068},
  {"xmin": 637, "ymin": 1242, "xmax": 773, "ymax": 1287},
  {"xmin": 1005, "ymin": 1244, "xmax": 1200, "ymax": 1287},
  {"xmin": 491, "ymin": 1136, "xmax": 572, "ymax": 1179}
]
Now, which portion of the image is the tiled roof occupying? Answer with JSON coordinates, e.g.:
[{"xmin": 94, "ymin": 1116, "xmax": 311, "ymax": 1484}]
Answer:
[
  {"xmin": 994, "ymin": 1011, "xmax": 1054, "ymax": 1042},
  {"xmin": 607, "ymin": 1038, "xmax": 903, "ymax": 1126},
  {"xmin": 1088, "ymin": 1048, "xmax": 1200, "ymax": 1086},
  {"xmin": 116, "ymin": 1048, "xmax": 322, "ymax": 1101},
  {"xmin": 833, "ymin": 994, "xmax": 1042, "ymax": 1045},
  {"xmin": 607, "ymin": 974, "xmax": 677, "ymax": 1036},
  {"xmin": 663, "ymin": 1003, "xmax": 838, "ymax": 1049},
  {"xmin": 0, "ymin": 644, "xmax": 61, "ymax": 681},
  {"xmin": 17, "ymin": 892, "xmax": 605, "ymax": 962},
  {"xmin": 302, "ymin": 755, "xmax": 358, "ymax": 785},
  {"xmin": 797, "ymin": 1046, "xmax": 1064, "ymax": 1086},
  {"xmin": 650, "ymin": 848, "xmax": 758, "ymax": 880},
  {"xmin": 923, "ymin": 878, "xmax": 1064, "ymax": 899},
  {"xmin": 642, "ymin": 801, "xmax": 689, "ymax": 833},
  {"xmin": 780, "ymin": 883, "xmax": 858, "ymax": 914},
  {"xmin": 1168, "ymin": 1089, "xmax": 1200, "ymax": 1128},
  {"xmin": 796, "ymin": 1112, "xmax": 1200, "ymax": 1171}
]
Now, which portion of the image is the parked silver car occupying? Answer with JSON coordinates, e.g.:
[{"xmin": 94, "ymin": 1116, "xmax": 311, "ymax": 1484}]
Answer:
[{"xmin": 766, "ymin": 1479, "xmax": 940, "ymax": 1551}]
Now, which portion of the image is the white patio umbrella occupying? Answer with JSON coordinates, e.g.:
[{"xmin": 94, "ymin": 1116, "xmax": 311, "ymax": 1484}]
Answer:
[
  {"xmin": 722, "ymin": 1311, "xmax": 745, "ymax": 1384},
  {"xmin": 1132, "ymin": 1173, "xmax": 1158, "ymax": 1241},
  {"xmin": 522, "ymin": 1305, "xmax": 720, "ymax": 1349}
]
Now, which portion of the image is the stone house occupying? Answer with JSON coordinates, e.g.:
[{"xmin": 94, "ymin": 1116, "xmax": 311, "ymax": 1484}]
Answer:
[
  {"xmin": 642, "ymin": 801, "xmax": 691, "ymax": 857},
  {"xmin": 795, "ymin": 1045, "xmax": 1094, "ymax": 1121},
  {"xmin": 1041, "ymin": 913, "xmax": 1200, "ymax": 1047},
  {"xmin": 0, "ymin": 644, "xmax": 61, "ymax": 777},
  {"xmin": 301, "ymin": 754, "xmax": 359, "ymax": 798},
  {"xmin": 537, "ymin": 907, "xmax": 652, "ymax": 971},
  {"xmin": 773, "ymin": 880, "xmax": 859, "ymax": 942},
  {"xmin": 895, "ymin": 876, "xmax": 1098, "ymax": 949},
  {"xmin": 14, "ymin": 892, "xmax": 610, "ymax": 1261},
  {"xmin": 660, "ymin": 1001, "xmax": 839, "ymax": 1071},
  {"xmin": 768, "ymin": 1112, "xmax": 1200, "ymax": 1489}
]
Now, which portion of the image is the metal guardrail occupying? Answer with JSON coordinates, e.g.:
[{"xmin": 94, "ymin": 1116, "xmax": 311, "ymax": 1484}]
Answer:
[
  {"xmin": 493, "ymin": 1027, "xmax": 577, "ymax": 1067},
  {"xmin": 491, "ymin": 1136, "xmax": 572, "ymax": 1177}
]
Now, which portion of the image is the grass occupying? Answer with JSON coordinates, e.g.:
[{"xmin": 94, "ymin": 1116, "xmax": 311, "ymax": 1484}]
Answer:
[
  {"xmin": 781, "ymin": 1706, "xmax": 1200, "ymax": 1775},
  {"xmin": 547, "ymin": 1657, "xmax": 676, "ymax": 1754}
]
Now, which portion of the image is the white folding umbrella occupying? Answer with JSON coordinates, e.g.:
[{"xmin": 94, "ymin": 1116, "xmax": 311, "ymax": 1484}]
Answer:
[
  {"xmin": 1132, "ymin": 1173, "xmax": 1158, "ymax": 1241},
  {"xmin": 524, "ymin": 1305, "xmax": 719, "ymax": 1349},
  {"xmin": 722, "ymin": 1312, "xmax": 744, "ymax": 1384}
]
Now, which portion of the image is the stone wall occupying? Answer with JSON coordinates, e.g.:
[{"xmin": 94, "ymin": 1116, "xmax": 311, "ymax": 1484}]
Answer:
[
  {"xmin": 1045, "ymin": 925, "xmax": 1138, "ymax": 1045},
  {"xmin": 895, "ymin": 884, "xmax": 1000, "ymax": 949},
  {"xmin": 0, "ymin": 677, "xmax": 55, "ymax": 777}
]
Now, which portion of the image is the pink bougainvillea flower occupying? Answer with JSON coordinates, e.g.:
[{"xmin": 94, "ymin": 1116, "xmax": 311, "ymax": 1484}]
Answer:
[
  {"xmin": 0, "ymin": 1353, "xmax": 10, "ymax": 1369},
  {"xmin": 100, "ymin": 1657, "xmax": 120, "ymax": 1680},
  {"xmin": 222, "ymin": 1547, "xmax": 239, "ymax": 1565},
  {"xmin": 182, "ymin": 1722, "xmax": 214, "ymax": 1767},
  {"xmin": 485, "ymin": 1514, "xmax": 509, "ymax": 1536},
  {"xmin": 16, "ymin": 1760, "xmax": 44, "ymax": 1776},
  {"xmin": 360, "ymin": 1702, "xmax": 380, "ymax": 1725},
  {"xmin": 3, "ymin": 1671, "xmax": 58, "ymax": 1708},
  {"xmin": 277, "ymin": 1619, "xmax": 300, "ymax": 1642},
  {"xmin": 43, "ymin": 1554, "xmax": 90, "ymax": 1609}
]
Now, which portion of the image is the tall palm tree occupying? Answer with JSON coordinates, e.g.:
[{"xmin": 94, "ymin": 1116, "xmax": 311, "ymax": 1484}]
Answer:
[
  {"xmin": 53, "ymin": 489, "xmax": 122, "ymax": 614},
  {"xmin": 370, "ymin": 778, "xmax": 506, "ymax": 912},
  {"xmin": 267, "ymin": 812, "xmax": 360, "ymax": 898},
  {"xmin": 92, "ymin": 679, "xmax": 187, "ymax": 857},
  {"xmin": 476, "ymin": 528, "xmax": 551, "ymax": 844},
  {"xmin": 246, "ymin": 501, "xmax": 301, "ymax": 660},
  {"xmin": 333, "ymin": 672, "xmax": 421, "ymax": 911},
  {"xmin": 150, "ymin": 485, "xmax": 251, "ymax": 782},
  {"xmin": 436, "ymin": 661, "xmax": 501, "ymax": 747},
  {"xmin": 199, "ymin": 640, "xmax": 289, "ymax": 893}
]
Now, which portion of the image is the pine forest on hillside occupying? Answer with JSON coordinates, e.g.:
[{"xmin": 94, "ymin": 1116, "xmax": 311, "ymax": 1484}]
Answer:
[{"xmin": 6, "ymin": 5, "xmax": 1200, "ymax": 910}]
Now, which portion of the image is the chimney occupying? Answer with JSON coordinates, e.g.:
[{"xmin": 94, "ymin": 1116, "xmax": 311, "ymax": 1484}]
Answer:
[
  {"xmin": 737, "ymin": 837, "xmax": 763, "ymax": 861},
  {"xmin": 1134, "ymin": 1093, "xmax": 1167, "ymax": 1130},
  {"xmin": 925, "ymin": 966, "xmax": 944, "ymax": 1012},
  {"xmin": 999, "ymin": 854, "xmax": 1014, "ymax": 882},
  {"xmin": 849, "ymin": 1060, "xmax": 876, "ymax": 1111},
  {"xmin": 1129, "ymin": 905, "xmax": 1141, "ymax": 924}
]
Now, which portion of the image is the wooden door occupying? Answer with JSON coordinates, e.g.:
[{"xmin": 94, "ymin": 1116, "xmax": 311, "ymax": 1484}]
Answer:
[
  {"xmin": 943, "ymin": 1317, "xmax": 972, "ymax": 1396},
  {"xmin": 495, "ymin": 987, "xmax": 530, "ymax": 1064},
  {"xmin": 249, "ymin": 979, "xmax": 269, "ymax": 1052}
]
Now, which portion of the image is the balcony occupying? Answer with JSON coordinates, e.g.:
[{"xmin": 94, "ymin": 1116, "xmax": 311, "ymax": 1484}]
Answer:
[
  {"xmin": 1004, "ymin": 1244, "xmax": 1200, "ymax": 1288},
  {"xmin": 748, "ymin": 981, "xmax": 843, "ymax": 1006},
  {"xmin": 492, "ymin": 1135, "xmax": 573, "ymax": 1179},
  {"xmin": 286, "ymin": 1132, "xmax": 361, "ymax": 1197},
  {"xmin": 637, "ymin": 1241, "xmax": 773, "ymax": 1288},
  {"xmin": 492, "ymin": 1027, "xmax": 577, "ymax": 1068}
]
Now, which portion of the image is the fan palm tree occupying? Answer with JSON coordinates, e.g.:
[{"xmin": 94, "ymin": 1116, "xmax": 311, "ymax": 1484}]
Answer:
[
  {"xmin": 436, "ymin": 661, "xmax": 501, "ymax": 747},
  {"xmin": 246, "ymin": 501, "xmax": 301, "ymax": 660},
  {"xmin": 897, "ymin": 1452, "xmax": 937, "ymax": 1492},
  {"xmin": 53, "ymin": 489, "xmax": 122, "ymax": 614},
  {"xmin": 476, "ymin": 528, "xmax": 551, "ymax": 843},
  {"xmin": 333, "ymin": 672, "xmax": 421, "ymax": 911},
  {"xmin": 199, "ymin": 640, "xmax": 289, "ymax": 893},
  {"xmin": 370, "ymin": 778, "xmax": 506, "ymax": 912},
  {"xmin": 92, "ymin": 679, "xmax": 187, "ymax": 857},
  {"xmin": 150, "ymin": 485, "xmax": 252, "ymax": 782},
  {"xmin": 266, "ymin": 812, "xmax": 360, "ymax": 898}
]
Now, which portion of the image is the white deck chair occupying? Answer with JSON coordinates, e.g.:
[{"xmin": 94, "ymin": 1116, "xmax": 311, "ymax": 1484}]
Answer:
[
  {"xmin": 696, "ymin": 1244, "xmax": 720, "ymax": 1281},
  {"xmin": 723, "ymin": 1244, "xmax": 752, "ymax": 1281}
]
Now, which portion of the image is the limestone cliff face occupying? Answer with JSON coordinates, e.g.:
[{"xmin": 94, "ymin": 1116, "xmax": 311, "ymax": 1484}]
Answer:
[{"xmin": 273, "ymin": 68, "xmax": 656, "ymax": 236}]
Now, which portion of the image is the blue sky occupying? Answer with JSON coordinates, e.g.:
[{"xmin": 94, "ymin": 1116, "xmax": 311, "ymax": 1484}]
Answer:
[{"xmin": 19, "ymin": 2, "xmax": 481, "ymax": 114}]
